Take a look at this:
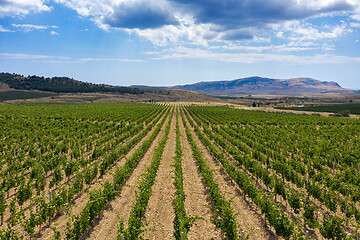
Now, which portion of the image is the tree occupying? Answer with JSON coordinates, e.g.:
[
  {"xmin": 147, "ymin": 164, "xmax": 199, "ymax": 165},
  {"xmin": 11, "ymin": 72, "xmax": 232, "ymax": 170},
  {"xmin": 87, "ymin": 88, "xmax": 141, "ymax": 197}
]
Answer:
[{"xmin": 339, "ymin": 110, "xmax": 350, "ymax": 117}]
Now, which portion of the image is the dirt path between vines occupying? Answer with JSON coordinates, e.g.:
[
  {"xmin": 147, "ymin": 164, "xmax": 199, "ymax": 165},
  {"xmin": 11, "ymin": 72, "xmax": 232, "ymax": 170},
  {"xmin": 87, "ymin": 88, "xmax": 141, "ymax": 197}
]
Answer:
[
  {"xmin": 182, "ymin": 108, "xmax": 275, "ymax": 240},
  {"xmin": 140, "ymin": 110, "xmax": 176, "ymax": 239},
  {"xmin": 39, "ymin": 110, "xmax": 168, "ymax": 239},
  {"xmin": 81, "ymin": 111, "xmax": 171, "ymax": 240},
  {"xmin": 178, "ymin": 109, "xmax": 224, "ymax": 240}
]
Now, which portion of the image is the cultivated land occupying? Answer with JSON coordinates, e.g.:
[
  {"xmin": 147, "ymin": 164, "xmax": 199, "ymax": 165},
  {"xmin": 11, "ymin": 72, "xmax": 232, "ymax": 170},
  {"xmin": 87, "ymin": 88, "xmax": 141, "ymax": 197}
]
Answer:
[{"xmin": 1, "ymin": 102, "xmax": 360, "ymax": 239}]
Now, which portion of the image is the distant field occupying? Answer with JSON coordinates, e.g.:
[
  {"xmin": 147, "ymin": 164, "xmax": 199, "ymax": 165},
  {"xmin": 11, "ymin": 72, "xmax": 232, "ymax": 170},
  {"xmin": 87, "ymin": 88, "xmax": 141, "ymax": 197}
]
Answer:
[
  {"xmin": 0, "ymin": 91, "xmax": 55, "ymax": 101},
  {"xmin": 277, "ymin": 103, "xmax": 360, "ymax": 114}
]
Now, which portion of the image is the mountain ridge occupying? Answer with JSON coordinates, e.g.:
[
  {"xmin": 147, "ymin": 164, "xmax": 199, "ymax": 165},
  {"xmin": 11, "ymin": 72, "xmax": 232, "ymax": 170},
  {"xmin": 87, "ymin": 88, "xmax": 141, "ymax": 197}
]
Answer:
[{"xmin": 173, "ymin": 76, "xmax": 349, "ymax": 96}]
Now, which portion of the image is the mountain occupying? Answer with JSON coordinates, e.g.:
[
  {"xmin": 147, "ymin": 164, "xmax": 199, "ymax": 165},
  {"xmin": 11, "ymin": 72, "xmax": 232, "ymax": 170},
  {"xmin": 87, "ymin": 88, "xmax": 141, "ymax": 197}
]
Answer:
[
  {"xmin": 173, "ymin": 76, "xmax": 350, "ymax": 96},
  {"xmin": 0, "ymin": 72, "xmax": 144, "ymax": 94}
]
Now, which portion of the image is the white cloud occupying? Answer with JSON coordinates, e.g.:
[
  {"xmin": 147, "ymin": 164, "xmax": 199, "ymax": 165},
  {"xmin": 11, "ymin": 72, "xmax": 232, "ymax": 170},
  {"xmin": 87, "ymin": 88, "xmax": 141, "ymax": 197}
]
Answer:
[
  {"xmin": 125, "ymin": 15, "xmax": 219, "ymax": 46},
  {"xmin": 0, "ymin": 53, "xmax": 67, "ymax": 59},
  {"xmin": 276, "ymin": 31, "xmax": 284, "ymax": 38},
  {"xmin": 294, "ymin": 25, "xmax": 346, "ymax": 40},
  {"xmin": 287, "ymin": 41, "xmax": 317, "ymax": 47},
  {"xmin": 12, "ymin": 24, "xmax": 58, "ymax": 32},
  {"xmin": 0, "ymin": 25, "xmax": 13, "ymax": 32},
  {"xmin": 147, "ymin": 46, "xmax": 360, "ymax": 64},
  {"xmin": 53, "ymin": 0, "xmax": 359, "ymax": 46},
  {"xmin": 350, "ymin": 22, "xmax": 360, "ymax": 28},
  {"xmin": 0, "ymin": 0, "xmax": 51, "ymax": 18},
  {"xmin": 274, "ymin": 21, "xmax": 350, "ymax": 42},
  {"xmin": 78, "ymin": 58, "xmax": 145, "ymax": 62},
  {"xmin": 54, "ymin": 0, "xmax": 114, "ymax": 17},
  {"xmin": 50, "ymin": 31, "xmax": 59, "ymax": 35},
  {"xmin": 351, "ymin": 14, "xmax": 360, "ymax": 21},
  {"xmin": 210, "ymin": 44, "xmax": 318, "ymax": 53},
  {"xmin": 0, "ymin": 52, "xmax": 145, "ymax": 63}
]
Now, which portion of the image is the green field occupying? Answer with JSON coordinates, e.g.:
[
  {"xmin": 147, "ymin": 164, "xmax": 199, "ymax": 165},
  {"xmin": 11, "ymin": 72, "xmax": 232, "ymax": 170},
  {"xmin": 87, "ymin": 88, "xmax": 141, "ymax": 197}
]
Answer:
[
  {"xmin": 0, "ymin": 91, "xmax": 56, "ymax": 101},
  {"xmin": 1, "ymin": 102, "xmax": 359, "ymax": 239},
  {"xmin": 277, "ymin": 103, "xmax": 360, "ymax": 115}
]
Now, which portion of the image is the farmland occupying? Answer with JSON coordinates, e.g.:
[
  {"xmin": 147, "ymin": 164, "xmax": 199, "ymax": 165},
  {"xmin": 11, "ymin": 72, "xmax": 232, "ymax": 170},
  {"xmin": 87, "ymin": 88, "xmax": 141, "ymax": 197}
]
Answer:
[
  {"xmin": 0, "ymin": 102, "xmax": 359, "ymax": 239},
  {"xmin": 277, "ymin": 103, "xmax": 360, "ymax": 115}
]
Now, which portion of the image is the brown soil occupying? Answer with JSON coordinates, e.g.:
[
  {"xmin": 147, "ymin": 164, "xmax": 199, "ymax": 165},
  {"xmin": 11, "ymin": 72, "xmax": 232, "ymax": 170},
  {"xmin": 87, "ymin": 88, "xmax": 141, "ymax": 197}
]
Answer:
[
  {"xmin": 81, "ymin": 111, "xmax": 171, "ymax": 240},
  {"xmin": 140, "ymin": 110, "xmax": 177, "ymax": 239},
  {"xmin": 178, "ymin": 110, "xmax": 224, "ymax": 239}
]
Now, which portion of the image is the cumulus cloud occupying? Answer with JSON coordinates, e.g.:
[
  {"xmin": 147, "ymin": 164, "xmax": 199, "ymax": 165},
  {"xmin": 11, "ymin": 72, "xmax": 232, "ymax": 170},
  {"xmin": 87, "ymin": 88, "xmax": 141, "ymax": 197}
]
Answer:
[
  {"xmin": 103, "ymin": 2, "xmax": 178, "ymax": 29},
  {"xmin": 272, "ymin": 20, "xmax": 351, "ymax": 42},
  {"xmin": 55, "ymin": 0, "xmax": 178, "ymax": 29},
  {"xmin": 0, "ymin": 0, "xmax": 51, "ymax": 18},
  {"xmin": 127, "ymin": 18, "xmax": 217, "ymax": 46},
  {"xmin": 291, "ymin": 24, "xmax": 349, "ymax": 41},
  {"xmin": 52, "ymin": 0, "xmax": 360, "ymax": 46},
  {"xmin": 168, "ymin": 0, "xmax": 355, "ymax": 31}
]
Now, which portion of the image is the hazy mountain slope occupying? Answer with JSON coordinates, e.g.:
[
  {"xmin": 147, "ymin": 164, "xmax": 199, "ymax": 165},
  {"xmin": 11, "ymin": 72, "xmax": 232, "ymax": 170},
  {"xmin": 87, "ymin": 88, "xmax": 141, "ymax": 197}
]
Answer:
[{"xmin": 174, "ymin": 76, "xmax": 349, "ymax": 95}]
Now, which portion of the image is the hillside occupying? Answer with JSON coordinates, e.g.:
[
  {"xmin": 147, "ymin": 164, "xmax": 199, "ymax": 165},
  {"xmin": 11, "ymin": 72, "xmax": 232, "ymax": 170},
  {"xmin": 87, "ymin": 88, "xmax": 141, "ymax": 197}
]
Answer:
[
  {"xmin": 0, "ymin": 73, "xmax": 219, "ymax": 103},
  {"xmin": 0, "ymin": 73, "xmax": 143, "ymax": 94},
  {"xmin": 173, "ymin": 76, "xmax": 352, "ymax": 96}
]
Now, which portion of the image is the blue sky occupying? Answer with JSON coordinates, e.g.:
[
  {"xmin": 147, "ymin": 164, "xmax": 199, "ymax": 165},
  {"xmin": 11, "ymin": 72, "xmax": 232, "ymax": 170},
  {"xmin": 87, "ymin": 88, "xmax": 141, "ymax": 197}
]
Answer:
[{"xmin": 0, "ymin": 0, "xmax": 360, "ymax": 89}]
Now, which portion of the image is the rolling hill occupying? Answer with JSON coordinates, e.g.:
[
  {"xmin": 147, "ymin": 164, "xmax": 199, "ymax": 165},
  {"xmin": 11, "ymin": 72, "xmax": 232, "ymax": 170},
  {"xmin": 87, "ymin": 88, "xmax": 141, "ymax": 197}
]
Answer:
[{"xmin": 0, "ymin": 73, "xmax": 218, "ymax": 103}]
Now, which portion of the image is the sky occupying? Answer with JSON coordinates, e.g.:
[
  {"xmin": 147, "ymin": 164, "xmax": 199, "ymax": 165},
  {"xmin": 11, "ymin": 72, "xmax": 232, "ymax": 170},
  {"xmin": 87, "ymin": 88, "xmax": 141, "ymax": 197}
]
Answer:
[{"xmin": 0, "ymin": 0, "xmax": 360, "ymax": 89}]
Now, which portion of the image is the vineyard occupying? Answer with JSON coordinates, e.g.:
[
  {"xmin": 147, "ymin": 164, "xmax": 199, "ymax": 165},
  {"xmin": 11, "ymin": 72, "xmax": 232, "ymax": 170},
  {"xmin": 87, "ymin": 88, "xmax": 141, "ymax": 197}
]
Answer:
[
  {"xmin": 277, "ymin": 103, "xmax": 360, "ymax": 115},
  {"xmin": 0, "ymin": 102, "xmax": 360, "ymax": 239}
]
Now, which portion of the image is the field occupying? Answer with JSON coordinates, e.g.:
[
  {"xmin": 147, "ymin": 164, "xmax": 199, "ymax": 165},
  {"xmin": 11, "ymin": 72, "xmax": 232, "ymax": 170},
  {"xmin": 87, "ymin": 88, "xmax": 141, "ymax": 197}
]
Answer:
[
  {"xmin": 0, "ymin": 102, "xmax": 360, "ymax": 239},
  {"xmin": 0, "ymin": 91, "xmax": 56, "ymax": 102},
  {"xmin": 277, "ymin": 103, "xmax": 360, "ymax": 115}
]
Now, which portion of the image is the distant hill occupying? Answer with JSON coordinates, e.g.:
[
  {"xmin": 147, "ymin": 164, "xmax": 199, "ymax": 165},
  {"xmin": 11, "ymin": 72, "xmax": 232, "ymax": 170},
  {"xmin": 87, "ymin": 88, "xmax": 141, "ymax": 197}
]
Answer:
[
  {"xmin": 173, "ymin": 76, "xmax": 352, "ymax": 96},
  {"xmin": 0, "ymin": 73, "xmax": 144, "ymax": 94},
  {"xmin": 0, "ymin": 72, "xmax": 220, "ymax": 103}
]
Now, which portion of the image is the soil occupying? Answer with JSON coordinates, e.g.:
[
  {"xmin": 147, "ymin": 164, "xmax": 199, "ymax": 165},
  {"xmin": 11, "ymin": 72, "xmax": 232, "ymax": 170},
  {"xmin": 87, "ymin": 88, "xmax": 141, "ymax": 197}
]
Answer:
[
  {"xmin": 178, "ymin": 109, "xmax": 224, "ymax": 239},
  {"xmin": 140, "ymin": 110, "xmax": 176, "ymax": 239}
]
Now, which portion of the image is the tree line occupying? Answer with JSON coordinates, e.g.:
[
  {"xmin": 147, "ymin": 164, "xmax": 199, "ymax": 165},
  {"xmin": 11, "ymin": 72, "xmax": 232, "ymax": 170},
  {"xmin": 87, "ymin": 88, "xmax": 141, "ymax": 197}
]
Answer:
[{"xmin": 0, "ymin": 73, "xmax": 144, "ymax": 94}]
